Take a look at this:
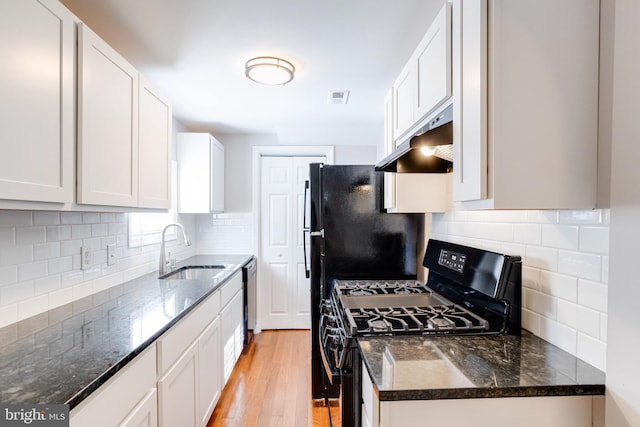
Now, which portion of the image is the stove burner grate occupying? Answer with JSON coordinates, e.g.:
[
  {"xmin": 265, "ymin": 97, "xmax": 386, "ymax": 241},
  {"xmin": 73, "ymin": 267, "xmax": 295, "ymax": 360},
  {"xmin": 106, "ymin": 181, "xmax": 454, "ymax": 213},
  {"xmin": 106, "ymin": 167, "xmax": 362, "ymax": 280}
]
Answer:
[
  {"xmin": 335, "ymin": 280, "xmax": 431, "ymax": 296},
  {"xmin": 347, "ymin": 305, "xmax": 489, "ymax": 335}
]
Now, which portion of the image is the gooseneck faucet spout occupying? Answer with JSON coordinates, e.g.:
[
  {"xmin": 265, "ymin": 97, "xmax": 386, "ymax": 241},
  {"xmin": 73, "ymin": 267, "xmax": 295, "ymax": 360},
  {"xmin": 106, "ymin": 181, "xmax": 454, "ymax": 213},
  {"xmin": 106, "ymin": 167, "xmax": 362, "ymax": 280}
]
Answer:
[{"xmin": 159, "ymin": 223, "xmax": 192, "ymax": 276}]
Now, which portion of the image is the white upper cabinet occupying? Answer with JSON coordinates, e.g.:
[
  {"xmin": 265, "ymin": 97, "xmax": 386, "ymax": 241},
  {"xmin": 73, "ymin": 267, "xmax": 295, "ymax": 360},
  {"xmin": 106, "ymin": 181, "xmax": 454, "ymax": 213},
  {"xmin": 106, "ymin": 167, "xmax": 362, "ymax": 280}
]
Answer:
[
  {"xmin": 452, "ymin": 0, "xmax": 599, "ymax": 209},
  {"xmin": 77, "ymin": 23, "xmax": 139, "ymax": 207},
  {"xmin": 414, "ymin": 3, "xmax": 452, "ymax": 123},
  {"xmin": 177, "ymin": 133, "xmax": 225, "ymax": 213},
  {"xmin": 77, "ymin": 24, "xmax": 173, "ymax": 209},
  {"xmin": 0, "ymin": 0, "xmax": 74, "ymax": 203},
  {"xmin": 393, "ymin": 3, "xmax": 452, "ymax": 143},
  {"xmin": 139, "ymin": 77, "xmax": 172, "ymax": 209}
]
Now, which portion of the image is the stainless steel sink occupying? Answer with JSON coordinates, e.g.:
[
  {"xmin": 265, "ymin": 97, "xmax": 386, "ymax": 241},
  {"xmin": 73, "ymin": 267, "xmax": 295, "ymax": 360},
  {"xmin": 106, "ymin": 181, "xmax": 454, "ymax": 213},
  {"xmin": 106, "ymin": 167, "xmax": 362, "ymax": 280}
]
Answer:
[{"xmin": 159, "ymin": 265, "xmax": 229, "ymax": 281}]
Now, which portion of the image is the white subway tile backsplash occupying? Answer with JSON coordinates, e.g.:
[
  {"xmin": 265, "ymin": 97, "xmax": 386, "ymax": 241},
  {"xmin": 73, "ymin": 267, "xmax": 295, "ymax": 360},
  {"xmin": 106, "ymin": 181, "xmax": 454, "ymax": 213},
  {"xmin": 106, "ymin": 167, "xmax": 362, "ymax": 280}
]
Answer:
[
  {"xmin": 0, "ymin": 211, "xmax": 32, "ymax": 227},
  {"xmin": 539, "ymin": 271, "xmax": 578, "ymax": 302},
  {"xmin": 34, "ymin": 242, "xmax": 61, "ymax": 261},
  {"xmin": 579, "ymin": 226, "xmax": 610, "ymax": 254},
  {"xmin": 16, "ymin": 227, "xmax": 46, "ymax": 245},
  {"xmin": 558, "ymin": 250, "xmax": 601, "ymax": 281},
  {"xmin": 34, "ymin": 275, "xmax": 61, "ymax": 296},
  {"xmin": 60, "ymin": 212, "xmax": 82, "ymax": 225},
  {"xmin": 82, "ymin": 213, "xmax": 101, "ymax": 224},
  {"xmin": 0, "ymin": 228, "xmax": 15, "ymax": 247},
  {"xmin": 18, "ymin": 261, "xmax": 48, "ymax": 282},
  {"xmin": 33, "ymin": 211, "xmax": 61, "ymax": 226},
  {"xmin": 48, "ymin": 257, "xmax": 73, "ymax": 275},
  {"xmin": 522, "ymin": 266, "xmax": 541, "ymax": 291},
  {"xmin": 0, "ymin": 304, "xmax": 17, "ymax": 327},
  {"xmin": 46, "ymin": 225, "xmax": 71, "ymax": 242},
  {"xmin": 513, "ymin": 224, "xmax": 542, "ymax": 245},
  {"xmin": 559, "ymin": 210, "xmax": 603, "ymax": 224},
  {"xmin": 91, "ymin": 223, "xmax": 108, "ymax": 237},
  {"xmin": 525, "ymin": 246, "xmax": 558, "ymax": 271},
  {"xmin": 577, "ymin": 279, "xmax": 608, "ymax": 313},
  {"xmin": 60, "ymin": 240, "xmax": 82, "ymax": 257},
  {"xmin": 557, "ymin": 299, "xmax": 601, "ymax": 338},
  {"xmin": 577, "ymin": 333, "xmax": 606, "ymax": 370},
  {"xmin": 524, "ymin": 288, "xmax": 557, "ymax": 319},
  {"xmin": 0, "ymin": 245, "xmax": 34, "ymax": 266},
  {"xmin": 71, "ymin": 224, "xmax": 91, "ymax": 240},
  {"xmin": 540, "ymin": 317, "xmax": 578, "ymax": 354},
  {"xmin": 542, "ymin": 224, "xmax": 579, "ymax": 250},
  {"xmin": 0, "ymin": 266, "xmax": 18, "ymax": 286},
  {"xmin": 432, "ymin": 208, "xmax": 609, "ymax": 370},
  {"xmin": 1, "ymin": 281, "xmax": 35, "ymax": 305}
]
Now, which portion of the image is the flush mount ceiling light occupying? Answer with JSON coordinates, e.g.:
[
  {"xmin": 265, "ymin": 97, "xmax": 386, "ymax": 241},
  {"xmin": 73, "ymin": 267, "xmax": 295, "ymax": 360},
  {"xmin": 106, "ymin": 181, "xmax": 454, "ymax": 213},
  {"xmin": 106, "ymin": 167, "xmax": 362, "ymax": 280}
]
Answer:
[{"xmin": 245, "ymin": 56, "xmax": 295, "ymax": 85}]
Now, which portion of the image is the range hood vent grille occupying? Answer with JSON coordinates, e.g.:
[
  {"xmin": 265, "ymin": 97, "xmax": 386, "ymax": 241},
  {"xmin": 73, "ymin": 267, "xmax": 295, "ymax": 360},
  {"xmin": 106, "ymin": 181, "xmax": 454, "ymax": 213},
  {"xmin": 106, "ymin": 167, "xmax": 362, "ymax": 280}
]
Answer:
[{"xmin": 375, "ymin": 103, "xmax": 453, "ymax": 173}]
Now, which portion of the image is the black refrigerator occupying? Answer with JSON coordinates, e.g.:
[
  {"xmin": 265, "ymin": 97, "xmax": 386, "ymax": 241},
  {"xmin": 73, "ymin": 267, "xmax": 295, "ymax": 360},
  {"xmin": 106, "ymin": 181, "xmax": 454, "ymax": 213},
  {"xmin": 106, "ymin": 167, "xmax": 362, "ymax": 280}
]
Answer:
[{"xmin": 303, "ymin": 163, "xmax": 424, "ymax": 401}]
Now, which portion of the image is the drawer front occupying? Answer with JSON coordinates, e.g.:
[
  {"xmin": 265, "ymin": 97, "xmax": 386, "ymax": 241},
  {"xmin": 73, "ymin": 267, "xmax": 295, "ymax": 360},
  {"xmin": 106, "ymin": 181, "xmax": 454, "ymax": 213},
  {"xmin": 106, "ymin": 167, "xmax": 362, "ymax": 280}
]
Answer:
[
  {"xmin": 71, "ymin": 344, "xmax": 157, "ymax": 427},
  {"xmin": 157, "ymin": 291, "xmax": 220, "ymax": 374},
  {"xmin": 220, "ymin": 271, "xmax": 242, "ymax": 309}
]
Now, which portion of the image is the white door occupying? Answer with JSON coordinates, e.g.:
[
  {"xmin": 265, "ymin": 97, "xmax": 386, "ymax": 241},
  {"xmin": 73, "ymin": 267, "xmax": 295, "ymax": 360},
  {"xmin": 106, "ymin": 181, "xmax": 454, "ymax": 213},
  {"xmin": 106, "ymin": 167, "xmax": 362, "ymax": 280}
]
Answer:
[{"xmin": 259, "ymin": 155, "xmax": 325, "ymax": 329}]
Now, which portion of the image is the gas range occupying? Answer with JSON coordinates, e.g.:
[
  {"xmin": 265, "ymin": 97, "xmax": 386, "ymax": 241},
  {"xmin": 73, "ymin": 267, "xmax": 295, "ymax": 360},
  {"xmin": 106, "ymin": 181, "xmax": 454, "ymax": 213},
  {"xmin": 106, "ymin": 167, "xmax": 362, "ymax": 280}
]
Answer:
[
  {"xmin": 335, "ymin": 279, "xmax": 490, "ymax": 335},
  {"xmin": 318, "ymin": 240, "xmax": 522, "ymax": 427}
]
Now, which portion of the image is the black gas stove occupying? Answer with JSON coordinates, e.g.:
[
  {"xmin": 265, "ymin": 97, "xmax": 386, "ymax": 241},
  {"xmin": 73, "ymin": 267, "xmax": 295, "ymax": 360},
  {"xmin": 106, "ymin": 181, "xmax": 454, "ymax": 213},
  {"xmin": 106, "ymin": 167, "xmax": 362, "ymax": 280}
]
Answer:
[{"xmin": 319, "ymin": 239, "xmax": 522, "ymax": 427}]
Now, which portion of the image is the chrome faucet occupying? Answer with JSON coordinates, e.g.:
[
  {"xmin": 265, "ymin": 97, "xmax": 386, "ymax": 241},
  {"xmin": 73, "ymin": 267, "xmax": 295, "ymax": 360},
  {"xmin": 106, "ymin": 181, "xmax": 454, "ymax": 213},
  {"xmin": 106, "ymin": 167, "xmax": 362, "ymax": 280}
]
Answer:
[{"xmin": 159, "ymin": 223, "xmax": 192, "ymax": 276}]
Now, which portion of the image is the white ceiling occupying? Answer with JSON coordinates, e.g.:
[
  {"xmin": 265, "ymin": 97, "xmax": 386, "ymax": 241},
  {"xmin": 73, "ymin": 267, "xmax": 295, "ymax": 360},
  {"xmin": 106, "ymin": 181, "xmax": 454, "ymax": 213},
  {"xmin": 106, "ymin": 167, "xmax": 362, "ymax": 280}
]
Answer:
[{"xmin": 60, "ymin": 0, "xmax": 445, "ymax": 147}]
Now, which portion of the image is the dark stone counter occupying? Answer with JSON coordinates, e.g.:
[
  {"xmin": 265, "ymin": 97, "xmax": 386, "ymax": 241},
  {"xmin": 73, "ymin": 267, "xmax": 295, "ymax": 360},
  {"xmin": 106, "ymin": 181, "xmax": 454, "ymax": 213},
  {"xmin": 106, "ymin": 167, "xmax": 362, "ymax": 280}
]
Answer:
[
  {"xmin": 0, "ymin": 255, "xmax": 253, "ymax": 409},
  {"xmin": 359, "ymin": 330, "xmax": 605, "ymax": 401}
]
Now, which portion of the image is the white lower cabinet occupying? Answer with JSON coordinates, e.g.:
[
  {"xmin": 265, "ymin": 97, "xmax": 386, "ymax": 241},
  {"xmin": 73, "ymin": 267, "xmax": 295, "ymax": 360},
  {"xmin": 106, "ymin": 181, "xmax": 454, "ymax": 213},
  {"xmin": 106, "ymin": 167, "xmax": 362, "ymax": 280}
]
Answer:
[
  {"xmin": 362, "ymin": 362, "xmax": 603, "ymax": 427},
  {"xmin": 158, "ymin": 342, "xmax": 198, "ymax": 427},
  {"xmin": 198, "ymin": 318, "xmax": 222, "ymax": 427},
  {"xmin": 118, "ymin": 389, "xmax": 158, "ymax": 427},
  {"xmin": 70, "ymin": 345, "xmax": 157, "ymax": 427}
]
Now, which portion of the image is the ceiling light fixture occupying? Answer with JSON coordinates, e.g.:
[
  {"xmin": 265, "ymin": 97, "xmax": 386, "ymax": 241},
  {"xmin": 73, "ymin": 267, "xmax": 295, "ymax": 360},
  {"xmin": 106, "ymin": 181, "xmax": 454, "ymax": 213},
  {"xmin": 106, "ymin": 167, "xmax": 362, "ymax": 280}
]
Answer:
[{"xmin": 245, "ymin": 56, "xmax": 295, "ymax": 86}]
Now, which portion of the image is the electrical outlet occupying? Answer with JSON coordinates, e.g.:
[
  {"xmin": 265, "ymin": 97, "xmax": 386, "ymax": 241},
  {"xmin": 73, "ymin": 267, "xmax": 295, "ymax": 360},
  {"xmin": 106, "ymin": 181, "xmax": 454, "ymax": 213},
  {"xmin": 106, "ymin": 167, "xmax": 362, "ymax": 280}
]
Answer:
[
  {"xmin": 81, "ymin": 246, "xmax": 91, "ymax": 270},
  {"xmin": 107, "ymin": 244, "xmax": 116, "ymax": 266}
]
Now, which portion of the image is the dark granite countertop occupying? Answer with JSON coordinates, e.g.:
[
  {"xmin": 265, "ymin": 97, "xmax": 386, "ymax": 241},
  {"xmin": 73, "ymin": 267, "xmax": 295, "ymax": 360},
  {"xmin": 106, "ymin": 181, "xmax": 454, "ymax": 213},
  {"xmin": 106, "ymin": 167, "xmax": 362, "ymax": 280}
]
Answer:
[
  {"xmin": 0, "ymin": 254, "xmax": 253, "ymax": 409},
  {"xmin": 359, "ymin": 330, "xmax": 605, "ymax": 401}
]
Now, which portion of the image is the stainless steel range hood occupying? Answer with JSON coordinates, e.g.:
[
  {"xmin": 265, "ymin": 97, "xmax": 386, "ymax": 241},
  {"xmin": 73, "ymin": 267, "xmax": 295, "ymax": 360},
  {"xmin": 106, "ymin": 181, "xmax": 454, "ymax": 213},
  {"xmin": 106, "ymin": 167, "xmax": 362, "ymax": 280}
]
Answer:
[{"xmin": 375, "ymin": 103, "xmax": 453, "ymax": 173}]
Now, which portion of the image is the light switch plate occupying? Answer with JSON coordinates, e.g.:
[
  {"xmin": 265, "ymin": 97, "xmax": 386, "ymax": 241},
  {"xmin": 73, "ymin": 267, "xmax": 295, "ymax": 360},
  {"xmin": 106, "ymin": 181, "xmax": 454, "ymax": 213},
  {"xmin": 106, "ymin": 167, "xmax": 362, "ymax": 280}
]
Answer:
[{"xmin": 81, "ymin": 246, "xmax": 91, "ymax": 270}]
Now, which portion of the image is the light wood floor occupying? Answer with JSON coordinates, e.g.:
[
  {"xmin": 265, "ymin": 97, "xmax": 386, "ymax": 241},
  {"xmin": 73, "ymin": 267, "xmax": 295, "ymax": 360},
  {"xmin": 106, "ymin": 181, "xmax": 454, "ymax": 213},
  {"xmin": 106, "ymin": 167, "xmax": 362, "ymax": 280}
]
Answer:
[{"xmin": 207, "ymin": 330, "xmax": 341, "ymax": 427}]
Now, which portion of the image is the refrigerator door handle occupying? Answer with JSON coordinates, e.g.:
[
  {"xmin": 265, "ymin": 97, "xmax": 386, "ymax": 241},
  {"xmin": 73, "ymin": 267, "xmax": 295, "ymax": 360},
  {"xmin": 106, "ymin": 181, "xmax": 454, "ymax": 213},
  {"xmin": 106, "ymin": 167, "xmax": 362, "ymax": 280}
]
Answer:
[{"xmin": 303, "ymin": 180, "xmax": 311, "ymax": 278}]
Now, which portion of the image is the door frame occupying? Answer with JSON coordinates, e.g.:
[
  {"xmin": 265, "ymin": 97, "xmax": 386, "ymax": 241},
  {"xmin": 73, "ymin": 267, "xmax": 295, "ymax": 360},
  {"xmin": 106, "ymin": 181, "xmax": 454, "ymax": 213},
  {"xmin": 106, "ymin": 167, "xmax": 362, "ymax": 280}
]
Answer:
[{"xmin": 252, "ymin": 146, "xmax": 334, "ymax": 332}]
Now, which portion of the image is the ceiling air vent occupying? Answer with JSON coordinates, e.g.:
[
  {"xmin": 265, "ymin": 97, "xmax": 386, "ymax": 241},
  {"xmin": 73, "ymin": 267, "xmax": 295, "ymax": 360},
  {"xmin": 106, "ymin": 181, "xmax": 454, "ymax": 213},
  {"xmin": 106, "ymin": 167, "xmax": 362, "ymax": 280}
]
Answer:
[{"xmin": 328, "ymin": 90, "xmax": 350, "ymax": 105}]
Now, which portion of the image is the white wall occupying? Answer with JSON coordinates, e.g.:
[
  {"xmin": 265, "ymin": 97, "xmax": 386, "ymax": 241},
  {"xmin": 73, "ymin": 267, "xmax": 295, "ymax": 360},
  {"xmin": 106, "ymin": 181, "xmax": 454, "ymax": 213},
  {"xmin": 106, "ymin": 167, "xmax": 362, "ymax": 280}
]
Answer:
[
  {"xmin": 606, "ymin": 0, "xmax": 640, "ymax": 423},
  {"xmin": 431, "ymin": 209, "xmax": 609, "ymax": 370}
]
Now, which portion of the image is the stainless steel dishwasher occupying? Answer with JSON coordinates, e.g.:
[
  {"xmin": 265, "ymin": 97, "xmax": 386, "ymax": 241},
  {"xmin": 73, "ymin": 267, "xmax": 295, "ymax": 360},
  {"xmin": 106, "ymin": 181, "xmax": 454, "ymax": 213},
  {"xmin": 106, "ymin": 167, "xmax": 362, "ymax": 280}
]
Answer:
[{"xmin": 242, "ymin": 257, "xmax": 257, "ymax": 349}]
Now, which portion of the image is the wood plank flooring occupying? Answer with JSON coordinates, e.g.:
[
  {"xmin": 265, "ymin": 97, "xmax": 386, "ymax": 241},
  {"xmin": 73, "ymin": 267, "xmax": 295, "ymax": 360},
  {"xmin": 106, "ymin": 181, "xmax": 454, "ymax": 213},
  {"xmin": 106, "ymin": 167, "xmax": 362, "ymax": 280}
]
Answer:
[{"xmin": 207, "ymin": 330, "xmax": 341, "ymax": 427}]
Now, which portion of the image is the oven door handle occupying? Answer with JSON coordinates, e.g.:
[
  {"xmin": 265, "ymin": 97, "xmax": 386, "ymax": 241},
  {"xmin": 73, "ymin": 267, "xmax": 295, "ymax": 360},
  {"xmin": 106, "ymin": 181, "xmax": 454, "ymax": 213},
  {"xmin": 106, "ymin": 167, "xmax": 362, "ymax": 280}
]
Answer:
[{"xmin": 319, "ymin": 334, "xmax": 342, "ymax": 385}]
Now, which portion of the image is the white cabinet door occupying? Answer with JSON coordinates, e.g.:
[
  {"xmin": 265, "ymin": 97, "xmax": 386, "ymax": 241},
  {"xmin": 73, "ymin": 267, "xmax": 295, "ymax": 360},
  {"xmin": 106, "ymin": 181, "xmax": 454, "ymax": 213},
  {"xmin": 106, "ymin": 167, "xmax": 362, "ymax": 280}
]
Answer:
[
  {"xmin": 220, "ymin": 290, "xmax": 243, "ymax": 384},
  {"xmin": 118, "ymin": 389, "xmax": 158, "ymax": 427},
  {"xmin": 392, "ymin": 62, "xmax": 415, "ymax": 141},
  {"xmin": 415, "ymin": 3, "xmax": 452, "ymax": 123},
  {"xmin": 452, "ymin": 0, "xmax": 599, "ymax": 209},
  {"xmin": 138, "ymin": 76, "xmax": 172, "ymax": 209},
  {"xmin": 211, "ymin": 140, "xmax": 225, "ymax": 212},
  {"xmin": 452, "ymin": 0, "xmax": 488, "ymax": 203},
  {"xmin": 177, "ymin": 133, "xmax": 225, "ymax": 213},
  {"xmin": 158, "ymin": 342, "xmax": 198, "ymax": 427},
  {"xmin": 0, "ymin": 0, "xmax": 74, "ymax": 203},
  {"xmin": 198, "ymin": 318, "xmax": 221, "ymax": 427},
  {"xmin": 78, "ymin": 23, "xmax": 139, "ymax": 207}
]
